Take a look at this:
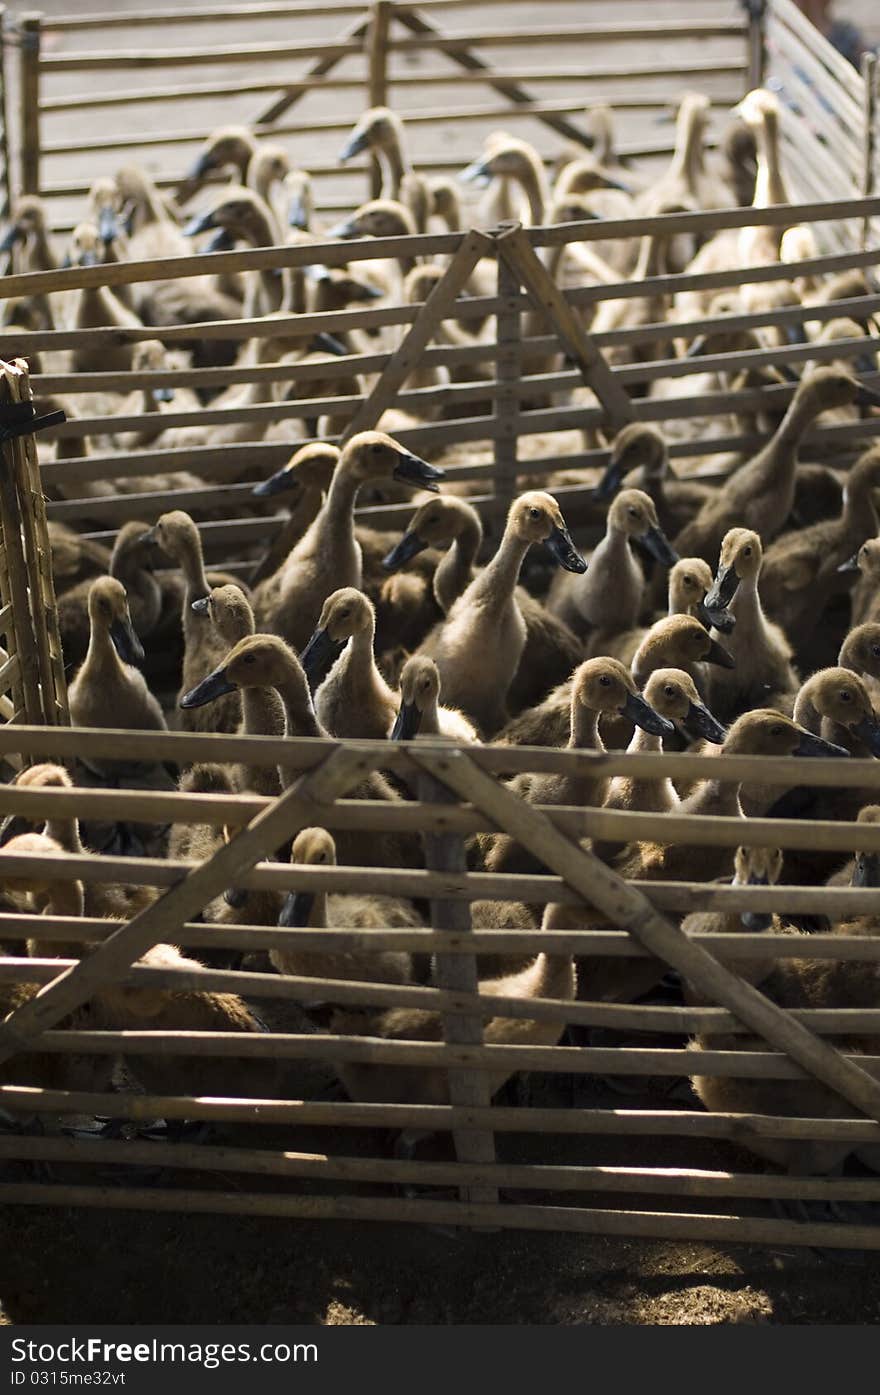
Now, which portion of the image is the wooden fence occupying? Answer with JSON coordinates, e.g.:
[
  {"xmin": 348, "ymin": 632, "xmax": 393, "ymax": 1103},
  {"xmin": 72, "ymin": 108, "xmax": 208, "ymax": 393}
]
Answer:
[
  {"xmin": 0, "ymin": 193, "xmax": 879, "ymax": 568},
  {"xmin": 2, "ymin": 725, "xmax": 880, "ymax": 1247}
]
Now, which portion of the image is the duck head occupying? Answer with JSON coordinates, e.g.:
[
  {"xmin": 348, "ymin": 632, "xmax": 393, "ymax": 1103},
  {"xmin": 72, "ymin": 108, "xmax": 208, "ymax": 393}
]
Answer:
[
  {"xmin": 507, "ymin": 491, "xmax": 586, "ymax": 572},
  {"xmin": 733, "ymin": 845, "xmax": 783, "ymax": 931},
  {"xmin": 141, "ymin": 508, "xmax": 202, "ymax": 567},
  {"xmin": 0, "ymin": 763, "xmax": 73, "ymax": 847},
  {"xmin": 383, "ymin": 494, "xmax": 479, "ymax": 571},
  {"xmin": 0, "ymin": 195, "xmax": 47, "ymax": 253},
  {"xmin": 642, "ymin": 668, "xmax": 727, "ymax": 744},
  {"xmin": 340, "ymin": 430, "xmax": 444, "ymax": 492},
  {"xmin": 252, "ymin": 441, "xmax": 341, "ymax": 500},
  {"xmin": 191, "ymin": 584, "xmax": 255, "ymax": 646},
  {"xmin": 840, "ymin": 623, "xmax": 880, "ymax": 681},
  {"xmin": 723, "ymin": 708, "xmax": 850, "ymax": 760},
  {"xmin": 668, "ymin": 558, "xmax": 735, "ymax": 634},
  {"xmin": 185, "ymin": 125, "xmax": 255, "ymax": 183},
  {"xmin": 300, "ymin": 587, "xmax": 374, "ymax": 686},
  {"xmin": 607, "ymin": 488, "xmax": 678, "ymax": 567},
  {"xmin": 180, "ymin": 634, "xmax": 303, "ymax": 709},
  {"xmin": 338, "ymin": 107, "xmax": 406, "ymax": 165},
  {"xmin": 705, "ymin": 527, "xmax": 762, "ymax": 617},
  {"xmin": 130, "ymin": 338, "xmax": 175, "ymax": 403},
  {"xmin": 593, "ymin": 423, "xmax": 669, "ymax": 501},
  {"xmin": 183, "ymin": 187, "xmax": 275, "ymax": 245},
  {"xmin": 279, "ymin": 826, "xmax": 337, "ymax": 928},
  {"xmin": 572, "ymin": 658, "xmax": 675, "ymax": 737},
  {"xmin": 635, "ymin": 614, "xmax": 735, "ymax": 681},
  {"xmin": 329, "ymin": 198, "xmax": 417, "ymax": 241},
  {"xmin": 851, "ymin": 806, "xmax": 880, "ymax": 887},
  {"xmin": 797, "ymin": 667, "xmax": 880, "ymax": 756},
  {"xmin": 391, "ymin": 655, "xmax": 442, "ymax": 741},
  {"xmin": 838, "ymin": 535, "xmax": 880, "ymax": 579},
  {"xmin": 89, "ymin": 576, "xmax": 144, "ymax": 667}
]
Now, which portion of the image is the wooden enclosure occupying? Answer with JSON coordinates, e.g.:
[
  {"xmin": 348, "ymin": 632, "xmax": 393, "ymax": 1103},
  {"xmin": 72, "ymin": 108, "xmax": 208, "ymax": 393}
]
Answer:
[{"xmin": 2, "ymin": 726, "xmax": 880, "ymax": 1249}]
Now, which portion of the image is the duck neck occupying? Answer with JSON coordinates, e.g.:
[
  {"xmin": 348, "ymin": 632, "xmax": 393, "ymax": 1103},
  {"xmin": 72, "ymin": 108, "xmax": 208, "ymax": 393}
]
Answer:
[
  {"xmin": 241, "ymin": 684, "xmax": 285, "ymax": 738},
  {"xmin": 322, "ymin": 462, "xmax": 361, "ymax": 542},
  {"xmin": 178, "ymin": 535, "xmax": 212, "ymax": 609},
  {"xmin": 842, "ymin": 468, "xmax": 880, "ymax": 537},
  {"xmin": 434, "ymin": 517, "xmax": 481, "ymax": 612},
  {"xmin": 346, "ymin": 624, "xmax": 389, "ymax": 701},
  {"xmin": 45, "ymin": 878, "xmax": 86, "ymax": 920},
  {"xmin": 569, "ymin": 702, "xmax": 602, "ymax": 753},
  {"xmin": 84, "ymin": 623, "xmax": 126, "ymax": 682},
  {"xmin": 670, "ymin": 105, "xmax": 705, "ymax": 191},
  {"xmin": 383, "ymin": 140, "xmax": 409, "ymax": 199},
  {"xmin": 753, "ymin": 108, "xmax": 788, "ymax": 208},
  {"xmin": 729, "ymin": 570, "xmax": 771, "ymax": 646},
  {"xmin": 475, "ymin": 526, "xmax": 531, "ymax": 609},
  {"xmin": 792, "ymin": 684, "xmax": 821, "ymax": 734},
  {"xmin": 515, "ymin": 152, "xmax": 549, "ymax": 226},
  {"xmin": 44, "ymin": 812, "xmax": 84, "ymax": 856},
  {"xmin": 775, "ymin": 385, "xmax": 826, "ymax": 453},
  {"xmin": 275, "ymin": 662, "xmax": 325, "ymax": 740},
  {"xmin": 689, "ymin": 776, "xmax": 743, "ymax": 819},
  {"xmin": 417, "ymin": 692, "xmax": 441, "ymax": 736}
]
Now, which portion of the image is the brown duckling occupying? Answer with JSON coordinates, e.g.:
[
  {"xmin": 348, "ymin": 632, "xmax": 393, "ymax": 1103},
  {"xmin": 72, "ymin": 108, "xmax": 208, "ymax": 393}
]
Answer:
[
  {"xmin": 682, "ymin": 844, "xmax": 785, "ymax": 998},
  {"xmin": 549, "ymin": 489, "xmax": 678, "ymax": 646},
  {"xmin": 249, "ymin": 441, "xmax": 340, "ymax": 587},
  {"xmin": 303, "ymin": 588, "xmax": 396, "ymax": 741},
  {"xmin": 591, "ymin": 423, "xmax": 713, "ymax": 536},
  {"xmin": 703, "ymin": 528, "xmax": 799, "ymax": 723},
  {"xmin": 840, "ymin": 622, "xmax": 880, "ymax": 688},
  {"xmin": 68, "ymin": 578, "xmax": 166, "ymax": 757},
  {"xmin": 390, "ymin": 655, "xmax": 479, "ymax": 744},
  {"xmin": 840, "ymin": 536, "xmax": 880, "ymax": 629},
  {"xmin": 673, "ymin": 369, "xmax": 880, "ymax": 564},
  {"xmin": 420, "ymin": 491, "xmax": 586, "ymax": 735}
]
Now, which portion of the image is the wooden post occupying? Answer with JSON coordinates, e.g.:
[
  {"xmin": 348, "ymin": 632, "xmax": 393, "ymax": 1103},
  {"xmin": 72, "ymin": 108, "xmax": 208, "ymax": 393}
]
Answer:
[
  {"xmin": 745, "ymin": 0, "xmax": 766, "ymax": 91},
  {"xmin": 862, "ymin": 51, "xmax": 878, "ymax": 250},
  {"xmin": 0, "ymin": 8, "xmax": 10, "ymax": 221},
  {"xmin": 367, "ymin": 0, "xmax": 391, "ymax": 200},
  {"xmin": 418, "ymin": 767, "xmax": 497, "ymax": 1208},
  {"xmin": 17, "ymin": 13, "xmax": 41, "ymax": 196},
  {"xmin": 493, "ymin": 222, "xmax": 521, "ymax": 525}
]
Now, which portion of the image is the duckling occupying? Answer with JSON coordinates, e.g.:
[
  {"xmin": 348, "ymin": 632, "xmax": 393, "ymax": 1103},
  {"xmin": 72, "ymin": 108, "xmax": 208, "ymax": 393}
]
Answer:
[
  {"xmin": 703, "ymin": 528, "xmax": 798, "ymax": 723},
  {"xmin": 65, "ymin": 223, "xmax": 144, "ymax": 374},
  {"xmin": 591, "ymin": 423, "xmax": 713, "ymax": 537},
  {"xmin": 68, "ymin": 578, "xmax": 166, "ymax": 760},
  {"xmin": 249, "ymin": 441, "xmax": 341, "ymax": 587},
  {"xmin": 338, "ymin": 107, "xmax": 410, "ymax": 199},
  {"xmin": 302, "ymin": 588, "xmax": 396, "ymax": 740},
  {"xmin": 480, "ymin": 657, "xmax": 675, "ymax": 877},
  {"xmin": 639, "ymin": 91, "xmax": 727, "ymax": 221},
  {"xmin": 840, "ymin": 622, "xmax": 880, "ymax": 687},
  {"xmin": 143, "ymin": 510, "xmax": 242, "ymax": 734},
  {"xmin": 0, "ymin": 830, "xmax": 97, "ymax": 960},
  {"xmin": 179, "ymin": 633, "xmax": 419, "ymax": 870},
  {"xmin": 419, "ymin": 492, "xmax": 585, "ymax": 735},
  {"xmin": 666, "ymin": 557, "xmax": 726, "ymax": 631},
  {"xmin": 759, "ymin": 446, "xmax": 880, "ymax": 656},
  {"xmin": 548, "ymin": 488, "xmax": 678, "ymax": 644},
  {"xmin": 792, "ymin": 666, "xmax": 880, "ymax": 760},
  {"xmin": 183, "ymin": 185, "xmax": 286, "ymax": 315},
  {"xmin": 58, "ymin": 524, "xmax": 153, "ymax": 673},
  {"xmin": 682, "ymin": 845, "xmax": 785, "ymax": 996},
  {"xmin": 460, "ymin": 134, "xmax": 552, "ymax": 226},
  {"xmin": 193, "ymin": 585, "xmax": 285, "ymax": 797},
  {"xmin": 0, "ymin": 194, "xmax": 55, "ymax": 275},
  {"xmin": 272, "ymin": 828, "xmax": 418, "ymax": 999},
  {"xmin": 48, "ymin": 522, "xmax": 111, "ymax": 591},
  {"xmin": 842, "ymin": 537, "xmax": 880, "ymax": 628},
  {"xmin": 183, "ymin": 124, "xmax": 256, "ymax": 191},
  {"xmin": 0, "ymin": 765, "xmax": 155, "ymax": 921},
  {"xmin": 390, "ymin": 655, "xmax": 479, "ymax": 743},
  {"xmin": 254, "ymin": 431, "xmax": 443, "ymax": 653},
  {"xmin": 673, "ymin": 369, "xmax": 879, "ymax": 564},
  {"xmin": 330, "ymin": 929, "xmax": 575, "ymax": 1119},
  {"xmin": 429, "ymin": 176, "xmax": 462, "ymax": 231},
  {"xmin": 329, "ymin": 198, "xmax": 419, "ymax": 295}
]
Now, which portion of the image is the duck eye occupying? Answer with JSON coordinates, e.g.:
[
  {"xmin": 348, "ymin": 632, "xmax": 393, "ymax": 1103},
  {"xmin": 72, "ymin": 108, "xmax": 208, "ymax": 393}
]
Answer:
[
  {"xmin": 371, "ymin": 442, "xmax": 383, "ymax": 455},
  {"xmin": 840, "ymin": 690, "xmax": 853, "ymax": 702},
  {"xmin": 529, "ymin": 506, "xmax": 541, "ymax": 519},
  {"xmin": 682, "ymin": 574, "xmax": 693, "ymax": 585},
  {"xmin": 771, "ymin": 725, "xmax": 784, "ymax": 737},
  {"xmin": 628, "ymin": 507, "xmax": 638, "ymax": 517},
  {"xmin": 664, "ymin": 685, "xmax": 675, "ymax": 697},
  {"xmin": 742, "ymin": 546, "xmax": 752, "ymax": 557},
  {"xmin": 242, "ymin": 653, "xmax": 256, "ymax": 665},
  {"xmin": 598, "ymin": 674, "xmax": 611, "ymax": 687}
]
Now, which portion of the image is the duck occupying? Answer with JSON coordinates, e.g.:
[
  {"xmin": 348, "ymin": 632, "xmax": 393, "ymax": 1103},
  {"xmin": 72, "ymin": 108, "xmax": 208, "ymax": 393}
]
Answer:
[
  {"xmin": 271, "ymin": 827, "xmax": 418, "ymax": 999},
  {"xmin": 254, "ymin": 431, "xmax": 443, "ymax": 653},
  {"xmin": 65, "ymin": 223, "xmax": 145, "ymax": 374},
  {"xmin": 666, "ymin": 557, "xmax": 728, "ymax": 631},
  {"xmin": 248, "ymin": 441, "xmax": 341, "ymax": 587},
  {"xmin": 179, "ymin": 633, "xmax": 420, "ymax": 870},
  {"xmin": 759, "ymin": 445, "xmax": 880, "ymax": 656},
  {"xmin": 0, "ymin": 764, "xmax": 155, "ymax": 921},
  {"xmin": 703, "ymin": 528, "xmax": 799, "ymax": 723},
  {"xmin": 418, "ymin": 491, "xmax": 586, "ymax": 735},
  {"xmin": 639, "ymin": 91, "xmax": 727, "ymax": 221},
  {"xmin": 548, "ymin": 488, "xmax": 678, "ymax": 644},
  {"xmin": 841, "ymin": 538, "xmax": 880, "ymax": 628},
  {"xmin": 183, "ymin": 124, "xmax": 256, "ymax": 192},
  {"xmin": 302, "ymin": 588, "xmax": 397, "ymax": 740},
  {"xmin": 672, "ymin": 369, "xmax": 880, "ymax": 564},
  {"xmin": 183, "ymin": 185, "xmax": 288, "ymax": 316},
  {"xmin": 142, "ymin": 509, "xmax": 242, "ymax": 734},
  {"xmin": 840, "ymin": 622, "xmax": 880, "ymax": 687},
  {"xmin": 479, "ymin": 657, "xmax": 675, "ymax": 877},
  {"xmin": 681, "ymin": 844, "xmax": 786, "ymax": 998},
  {"xmin": 338, "ymin": 107, "xmax": 411, "ymax": 199},
  {"xmin": 390, "ymin": 655, "xmax": 479, "ymax": 744},
  {"xmin": 68, "ymin": 577, "xmax": 166, "ymax": 755},
  {"xmin": 591, "ymin": 423, "xmax": 714, "ymax": 536}
]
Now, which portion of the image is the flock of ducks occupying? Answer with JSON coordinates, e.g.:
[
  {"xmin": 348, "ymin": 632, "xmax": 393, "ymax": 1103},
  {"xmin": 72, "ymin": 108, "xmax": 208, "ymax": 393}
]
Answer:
[{"xmin": 3, "ymin": 84, "xmax": 880, "ymax": 1225}]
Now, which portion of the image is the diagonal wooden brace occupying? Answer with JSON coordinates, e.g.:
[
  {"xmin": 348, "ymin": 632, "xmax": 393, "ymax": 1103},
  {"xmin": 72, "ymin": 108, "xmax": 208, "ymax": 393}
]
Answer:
[
  {"xmin": 252, "ymin": 13, "xmax": 372, "ymax": 127},
  {"xmin": 496, "ymin": 223, "xmax": 635, "ymax": 432},
  {"xmin": 340, "ymin": 228, "xmax": 493, "ymax": 441},
  {"xmin": 410, "ymin": 744, "xmax": 880, "ymax": 1127},
  {"xmin": 0, "ymin": 743, "xmax": 371, "ymax": 1067}
]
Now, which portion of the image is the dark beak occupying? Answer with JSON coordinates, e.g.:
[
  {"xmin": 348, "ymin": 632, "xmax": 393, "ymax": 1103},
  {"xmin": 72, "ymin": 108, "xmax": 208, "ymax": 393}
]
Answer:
[
  {"xmin": 390, "ymin": 700, "xmax": 421, "ymax": 742},
  {"xmin": 205, "ymin": 227, "xmax": 235, "ymax": 252},
  {"xmin": 109, "ymin": 617, "xmax": 144, "ymax": 667},
  {"xmin": 852, "ymin": 852, "xmax": 880, "ymax": 888},
  {"xmin": 253, "ymin": 467, "xmax": 298, "ymax": 499},
  {"xmin": 183, "ymin": 208, "xmax": 218, "ymax": 237},
  {"xmin": 622, "ymin": 690, "xmax": 676, "ymax": 738},
  {"xmin": 695, "ymin": 598, "xmax": 736, "ymax": 634},
  {"xmin": 338, "ymin": 130, "xmax": 370, "ymax": 163},
  {"xmin": 288, "ymin": 195, "xmax": 309, "ymax": 230},
  {"xmin": 279, "ymin": 890, "xmax": 315, "ymax": 927},
  {"xmin": 180, "ymin": 666, "xmax": 236, "ymax": 709},
  {"xmin": 300, "ymin": 626, "xmax": 344, "ymax": 685},
  {"xmin": 98, "ymin": 206, "xmax": 119, "ymax": 246},
  {"xmin": 837, "ymin": 551, "xmax": 861, "ymax": 574},
  {"xmin": 224, "ymin": 885, "xmax": 249, "ymax": 910},
  {"xmin": 855, "ymin": 382, "xmax": 880, "ymax": 409},
  {"xmin": 592, "ymin": 457, "xmax": 624, "ymax": 501},
  {"xmin": 545, "ymin": 524, "xmax": 587, "ymax": 573},
  {"xmin": 459, "ymin": 159, "xmax": 491, "ymax": 188},
  {"xmin": 685, "ymin": 334, "xmax": 708, "ymax": 358},
  {"xmin": 0, "ymin": 813, "xmax": 33, "ymax": 847},
  {"xmin": 705, "ymin": 562, "xmax": 740, "ymax": 612},
  {"xmin": 329, "ymin": 217, "xmax": 359, "ymax": 239},
  {"xmin": 705, "ymin": 636, "xmax": 736, "ymax": 669},
  {"xmin": 683, "ymin": 699, "xmax": 727, "ymax": 744},
  {"xmin": 186, "ymin": 150, "xmax": 214, "ymax": 182},
  {"xmin": 793, "ymin": 730, "xmax": 851, "ymax": 758},
  {"xmin": 851, "ymin": 713, "xmax": 880, "ymax": 757},
  {"xmin": 392, "ymin": 452, "xmax": 445, "ymax": 492},
  {"xmin": 741, "ymin": 875, "xmax": 772, "ymax": 932},
  {"xmin": 152, "ymin": 386, "xmax": 175, "ymax": 404},
  {"xmin": 310, "ymin": 331, "xmax": 348, "ymax": 356},
  {"xmin": 783, "ymin": 320, "xmax": 807, "ymax": 346},
  {"xmin": 641, "ymin": 525, "xmax": 678, "ymax": 568},
  {"xmin": 0, "ymin": 225, "xmax": 22, "ymax": 253},
  {"xmin": 190, "ymin": 597, "xmax": 211, "ymax": 616},
  {"xmin": 382, "ymin": 530, "xmax": 429, "ymax": 571},
  {"xmin": 354, "ymin": 281, "xmax": 386, "ymax": 301},
  {"xmin": 78, "ymin": 251, "xmax": 98, "ymax": 268}
]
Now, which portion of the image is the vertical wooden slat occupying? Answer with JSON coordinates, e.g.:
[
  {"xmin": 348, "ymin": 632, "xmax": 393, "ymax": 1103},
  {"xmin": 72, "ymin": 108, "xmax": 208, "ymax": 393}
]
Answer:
[
  {"xmin": 0, "ymin": 8, "xmax": 11, "ymax": 222},
  {"xmin": 493, "ymin": 222, "xmax": 521, "ymax": 523},
  {"xmin": 746, "ymin": 0, "xmax": 766, "ymax": 91},
  {"xmin": 367, "ymin": 0, "xmax": 391, "ymax": 200},
  {"xmin": 419, "ymin": 767, "xmax": 497, "ymax": 1207},
  {"xmin": 17, "ymin": 13, "xmax": 41, "ymax": 196},
  {"xmin": 0, "ymin": 365, "xmax": 43, "ymax": 725},
  {"xmin": 862, "ymin": 51, "xmax": 878, "ymax": 250}
]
